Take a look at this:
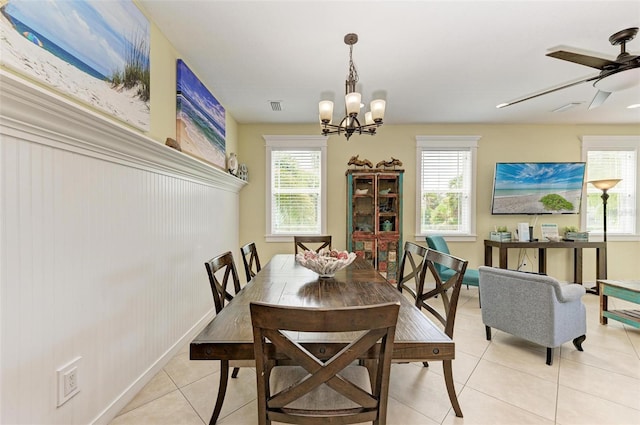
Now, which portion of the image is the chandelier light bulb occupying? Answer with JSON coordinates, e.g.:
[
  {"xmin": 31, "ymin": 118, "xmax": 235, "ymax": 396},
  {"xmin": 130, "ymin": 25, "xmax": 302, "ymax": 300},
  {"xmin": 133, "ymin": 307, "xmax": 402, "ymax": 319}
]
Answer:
[
  {"xmin": 370, "ymin": 99, "xmax": 386, "ymax": 122},
  {"xmin": 345, "ymin": 92, "xmax": 361, "ymax": 116},
  {"xmin": 319, "ymin": 100, "xmax": 334, "ymax": 123}
]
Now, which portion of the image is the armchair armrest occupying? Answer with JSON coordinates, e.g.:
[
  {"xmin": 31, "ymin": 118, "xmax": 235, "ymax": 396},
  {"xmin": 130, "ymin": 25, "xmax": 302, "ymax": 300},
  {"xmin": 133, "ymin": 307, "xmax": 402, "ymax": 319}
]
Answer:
[{"xmin": 557, "ymin": 284, "xmax": 586, "ymax": 303}]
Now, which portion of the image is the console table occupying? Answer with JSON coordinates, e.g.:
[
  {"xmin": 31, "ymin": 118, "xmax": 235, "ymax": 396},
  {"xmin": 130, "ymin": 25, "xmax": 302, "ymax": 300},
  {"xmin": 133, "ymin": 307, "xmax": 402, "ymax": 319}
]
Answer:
[{"xmin": 484, "ymin": 240, "xmax": 607, "ymax": 291}]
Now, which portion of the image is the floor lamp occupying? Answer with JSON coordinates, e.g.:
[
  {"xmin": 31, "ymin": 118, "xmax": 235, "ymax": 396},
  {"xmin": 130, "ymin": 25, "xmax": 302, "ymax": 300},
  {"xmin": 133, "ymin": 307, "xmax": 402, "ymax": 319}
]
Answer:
[{"xmin": 588, "ymin": 178, "xmax": 622, "ymax": 242}]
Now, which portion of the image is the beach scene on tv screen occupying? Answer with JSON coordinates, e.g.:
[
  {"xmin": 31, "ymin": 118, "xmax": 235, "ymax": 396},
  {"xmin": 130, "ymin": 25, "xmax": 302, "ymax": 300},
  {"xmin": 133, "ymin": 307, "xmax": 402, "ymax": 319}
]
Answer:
[{"xmin": 492, "ymin": 163, "xmax": 585, "ymax": 214}]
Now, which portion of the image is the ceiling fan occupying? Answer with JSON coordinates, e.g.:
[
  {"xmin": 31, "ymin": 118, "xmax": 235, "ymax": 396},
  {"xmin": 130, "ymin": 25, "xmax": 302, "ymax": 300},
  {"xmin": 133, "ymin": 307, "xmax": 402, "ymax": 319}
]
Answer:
[{"xmin": 497, "ymin": 27, "xmax": 640, "ymax": 110}]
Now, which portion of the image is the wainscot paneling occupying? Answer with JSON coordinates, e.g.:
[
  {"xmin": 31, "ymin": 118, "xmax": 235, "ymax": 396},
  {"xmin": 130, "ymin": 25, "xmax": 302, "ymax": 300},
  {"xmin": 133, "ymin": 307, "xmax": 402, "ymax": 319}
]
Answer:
[{"xmin": 0, "ymin": 70, "xmax": 245, "ymax": 424}]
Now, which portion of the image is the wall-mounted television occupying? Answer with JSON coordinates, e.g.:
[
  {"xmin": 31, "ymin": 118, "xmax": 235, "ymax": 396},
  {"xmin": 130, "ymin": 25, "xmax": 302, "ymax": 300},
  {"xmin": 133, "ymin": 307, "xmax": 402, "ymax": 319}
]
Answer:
[{"xmin": 491, "ymin": 162, "xmax": 586, "ymax": 215}]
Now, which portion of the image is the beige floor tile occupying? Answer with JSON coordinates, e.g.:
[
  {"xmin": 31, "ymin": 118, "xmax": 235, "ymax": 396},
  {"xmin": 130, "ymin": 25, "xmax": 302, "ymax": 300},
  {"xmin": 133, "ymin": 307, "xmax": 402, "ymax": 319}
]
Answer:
[
  {"xmin": 585, "ymin": 321, "xmax": 638, "ymax": 355},
  {"xmin": 556, "ymin": 385, "xmax": 640, "ymax": 425},
  {"xmin": 386, "ymin": 395, "xmax": 439, "ymax": 425},
  {"xmin": 466, "ymin": 359, "xmax": 558, "ymax": 420},
  {"xmin": 388, "ymin": 362, "xmax": 459, "ymax": 423},
  {"xmin": 559, "ymin": 357, "xmax": 640, "ymax": 410},
  {"xmin": 108, "ymin": 390, "xmax": 204, "ymax": 425},
  {"xmin": 560, "ymin": 337, "xmax": 640, "ymax": 380},
  {"xmin": 441, "ymin": 386, "xmax": 554, "ymax": 425},
  {"xmin": 482, "ymin": 339, "xmax": 560, "ymax": 382},
  {"xmin": 626, "ymin": 327, "xmax": 640, "ymax": 356},
  {"xmin": 117, "ymin": 369, "xmax": 178, "ymax": 415},
  {"xmin": 424, "ymin": 350, "xmax": 482, "ymax": 385},
  {"xmin": 216, "ymin": 400, "xmax": 257, "ymax": 424},
  {"xmin": 163, "ymin": 349, "xmax": 220, "ymax": 388},
  {"xmin": 180, "ymin": 368, "xmax": 257, "ymax": 423}
]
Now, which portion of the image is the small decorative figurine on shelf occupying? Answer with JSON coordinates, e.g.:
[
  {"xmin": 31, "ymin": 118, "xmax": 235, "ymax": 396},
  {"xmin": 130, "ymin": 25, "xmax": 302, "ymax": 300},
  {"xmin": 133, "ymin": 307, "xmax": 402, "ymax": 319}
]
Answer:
[
  {"xmin": 237, "ymin": 163, "xmax": 248, "ymax": 181},
  {"xmin": 347, "ymin": 155, "xmax": 373, "ymax": 168},
  {"xmin": 375, "ymin": 157, "xmax": 403, "ymax": 169},
  {"xmin": 227, "ymin": 152, "xmax": 238, "ymax": 175}
]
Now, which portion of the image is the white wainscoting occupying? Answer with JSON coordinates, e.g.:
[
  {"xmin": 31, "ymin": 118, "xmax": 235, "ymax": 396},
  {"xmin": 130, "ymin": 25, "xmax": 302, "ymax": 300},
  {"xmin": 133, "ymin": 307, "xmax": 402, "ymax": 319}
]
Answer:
[{"xmin": 0, "ymin": 71, "xmax": 246, "ymax": 424}]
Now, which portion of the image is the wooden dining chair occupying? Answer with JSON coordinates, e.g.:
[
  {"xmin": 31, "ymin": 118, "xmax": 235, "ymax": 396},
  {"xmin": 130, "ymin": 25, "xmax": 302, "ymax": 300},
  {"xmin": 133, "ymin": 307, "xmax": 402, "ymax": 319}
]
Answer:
[
  {"xmin": 396, "ymin": 242, "xmax": 468, "ymax": 418},
  {"xmin": 294, "ymin": 235, "xmax": 332, "ymax": 254},
  {"xmin": 240, "ymin": 242, "xmax": 261, "ymax": 283},
  {"xmin": 204, "ymin": 251, "xmax": 252, "ymax": 424},
  {"xmin": 250, "ymin": 301, "xmax": 400, "ymax": 425}
]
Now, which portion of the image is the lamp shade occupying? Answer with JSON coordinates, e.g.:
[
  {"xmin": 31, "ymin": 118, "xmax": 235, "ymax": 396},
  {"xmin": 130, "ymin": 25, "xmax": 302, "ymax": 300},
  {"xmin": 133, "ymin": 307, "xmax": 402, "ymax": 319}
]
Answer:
[
  {"xmin": 319, "ymin": 100, "xmax": 334, "ymax": 123},
  {"xmin": 345, "ymin": 92, "xmax": 361, "ymax": 115},
  {"xmin": 588, "ymin": 179, "xmax": 622, "ymax": 190},
  {"xmin": 370, "ymin": 99, "xmax": 386, "ymax": 121}
]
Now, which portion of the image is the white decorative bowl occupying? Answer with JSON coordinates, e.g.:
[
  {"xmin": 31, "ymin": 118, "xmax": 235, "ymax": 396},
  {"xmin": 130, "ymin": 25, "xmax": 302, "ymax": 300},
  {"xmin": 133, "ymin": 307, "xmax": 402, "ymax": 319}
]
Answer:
[{"xmin": 296, "ymin": 249, "xmax": 357, "ymax": 278}]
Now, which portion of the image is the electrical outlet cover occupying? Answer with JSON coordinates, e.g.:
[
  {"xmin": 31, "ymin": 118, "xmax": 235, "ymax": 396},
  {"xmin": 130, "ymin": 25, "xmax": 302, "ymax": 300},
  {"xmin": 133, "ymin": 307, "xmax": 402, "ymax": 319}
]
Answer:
[{"xmin": 57, "ymin": 357, "xmax": 81, "ymax": 407}]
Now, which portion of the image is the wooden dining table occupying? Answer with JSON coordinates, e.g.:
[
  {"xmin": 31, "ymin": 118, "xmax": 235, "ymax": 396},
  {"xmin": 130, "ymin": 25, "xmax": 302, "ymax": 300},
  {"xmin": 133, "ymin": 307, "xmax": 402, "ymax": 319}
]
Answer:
[{"xmin": 190, "ymin": 254, "xmax": 455, "ymax": 420}]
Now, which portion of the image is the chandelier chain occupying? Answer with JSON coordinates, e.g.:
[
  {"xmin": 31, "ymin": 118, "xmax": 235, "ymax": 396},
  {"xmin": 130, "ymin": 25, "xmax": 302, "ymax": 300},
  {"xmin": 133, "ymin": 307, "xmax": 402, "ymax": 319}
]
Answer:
[{"xmin": 347, "ymin": 44, "xmax": 359, "ymax": 84}]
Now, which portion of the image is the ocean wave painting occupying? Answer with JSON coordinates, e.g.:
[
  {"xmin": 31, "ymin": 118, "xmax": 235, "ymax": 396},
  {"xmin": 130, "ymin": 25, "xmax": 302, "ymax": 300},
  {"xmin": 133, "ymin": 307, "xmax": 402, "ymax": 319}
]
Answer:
[
  {"xmin": 0, "ymin": 0, "xmax": 150, "ymax": 131},
  {"xmin": 176, "ymin": 59, "xmax": 226, "ymax": 169}
]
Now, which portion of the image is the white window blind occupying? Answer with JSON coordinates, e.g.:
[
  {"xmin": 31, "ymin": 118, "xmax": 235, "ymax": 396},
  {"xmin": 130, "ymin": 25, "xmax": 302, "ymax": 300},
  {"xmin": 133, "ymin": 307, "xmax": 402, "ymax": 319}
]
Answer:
[
  {"xmin": 264, "ymin": 135, "xmax": 327, "ymax": 240},
  {"xmin": 585, "ymin": 149, "xmax": 637, "ymax": 235},
  {"xmin": 416, "ymin": 136, "xmax": 479, "ymax": 237},
  {"xmin": 271, "ymin": 150, "xmax": 321, "ymax": 234}
]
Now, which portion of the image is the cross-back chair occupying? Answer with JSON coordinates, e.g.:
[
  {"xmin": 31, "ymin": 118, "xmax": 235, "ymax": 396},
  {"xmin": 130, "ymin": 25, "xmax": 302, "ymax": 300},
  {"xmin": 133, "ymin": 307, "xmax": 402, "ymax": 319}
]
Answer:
[
  {"xmin": 204, "ymin": 251, "xmax": 251, "ymax": 424},
  {"xmin": 240, "ymin": 242, "xmax": 261, "ymax": 283},
  {"xmin": 250, "ymin": 301, "xmax": 400, "ymax": 425},
  {"xmin": 294, "ymin": 235, "xmax": 332, "ymax": 254},
  {"xmin": 396, "ymin": 242, "xmax": 468, "ymax": 418}
]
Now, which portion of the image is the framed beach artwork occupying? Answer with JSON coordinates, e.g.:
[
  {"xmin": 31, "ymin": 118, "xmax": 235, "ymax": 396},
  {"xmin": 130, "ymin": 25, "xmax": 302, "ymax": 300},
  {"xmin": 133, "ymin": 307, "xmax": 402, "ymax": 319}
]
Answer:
[
  {"xmin": 0, "ymin": 0, "xmax": 150, "ymax": 131},
  {"xmin": 176, "ymin": 59, "xmax": 226, "ymax": 169}
]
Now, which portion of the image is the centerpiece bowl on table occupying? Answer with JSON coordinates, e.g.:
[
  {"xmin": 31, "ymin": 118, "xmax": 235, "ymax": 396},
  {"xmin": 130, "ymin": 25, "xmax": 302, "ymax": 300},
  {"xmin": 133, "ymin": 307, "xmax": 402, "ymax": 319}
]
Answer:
[{"xmin": 295, "ymin": 249, "xmax": 357, "ymax": 278}]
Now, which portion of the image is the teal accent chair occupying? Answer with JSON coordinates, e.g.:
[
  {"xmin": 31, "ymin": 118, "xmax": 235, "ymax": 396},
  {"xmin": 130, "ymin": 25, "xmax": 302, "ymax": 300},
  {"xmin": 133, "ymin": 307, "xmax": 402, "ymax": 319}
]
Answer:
[{"xmin": 426, "ymin": 235, "xmax": 479, "ymax": 289}]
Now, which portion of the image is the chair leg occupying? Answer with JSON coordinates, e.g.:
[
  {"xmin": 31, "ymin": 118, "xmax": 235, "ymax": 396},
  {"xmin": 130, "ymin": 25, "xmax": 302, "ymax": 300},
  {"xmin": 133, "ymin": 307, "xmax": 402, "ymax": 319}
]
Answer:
[
  {"xmin": 422, "ymin": 361, "xmax": 429, "ymax": 367},
  {"xmin": 443, "ymin": 360, "xmax": 463, "ymax": 417},
  {"xmin": 573, "ymin": 335, "xmax": 586, "ymax": 351},
  {"xmin": 210, "ymin": 360, "xmax": 229, "ymax": 425},
  {"xmin": 231, "ymin": 367, "xmax": 240, "ymax": 378},
  {"xmin": 546, "ymin": 348, "xmax": 553, "ymax": 366},
  {"xmin": 485, "ymin": 325, "xmax": 492, "ymax": 341}
]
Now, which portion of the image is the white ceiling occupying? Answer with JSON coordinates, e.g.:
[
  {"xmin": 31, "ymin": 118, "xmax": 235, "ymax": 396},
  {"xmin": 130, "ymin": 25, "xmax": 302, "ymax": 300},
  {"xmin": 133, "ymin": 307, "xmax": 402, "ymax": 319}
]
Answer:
[{"xmin": 138, "ymin": 0, "xmax": 640, "ymax": 125}]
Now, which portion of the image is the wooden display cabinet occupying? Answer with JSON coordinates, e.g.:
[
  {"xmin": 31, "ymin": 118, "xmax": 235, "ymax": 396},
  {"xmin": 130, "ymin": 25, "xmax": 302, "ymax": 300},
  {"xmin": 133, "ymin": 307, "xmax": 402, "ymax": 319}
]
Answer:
[{"xmin": 346, "ymin": 169, "xmax": 403, "ymax": 282}]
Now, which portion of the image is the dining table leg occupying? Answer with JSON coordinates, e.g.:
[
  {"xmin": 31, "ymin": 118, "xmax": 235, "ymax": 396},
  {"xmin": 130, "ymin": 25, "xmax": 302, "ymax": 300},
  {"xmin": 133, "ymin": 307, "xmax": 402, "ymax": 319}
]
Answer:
[
  {"xmin": 210, "ymin": 360, "xmax": 229, "ymax": 425},
  {"xmin": 443, "ymin": 359, "xmax": 463, "ymax": 417}
]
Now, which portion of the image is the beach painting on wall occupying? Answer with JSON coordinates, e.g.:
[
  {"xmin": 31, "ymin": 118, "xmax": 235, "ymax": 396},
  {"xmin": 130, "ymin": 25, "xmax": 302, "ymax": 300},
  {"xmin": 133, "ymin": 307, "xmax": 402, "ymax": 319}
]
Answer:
[
  {"xmin": 0, "ymin": 0, "xmax": 150, "ymax": 131},
  {"xmin": 176, "ymin": 59, "xmax": 226, "ymax": 169},
  {"xmin": 491, "ymin": 162, "xmax": 586, "ymax": 215}
]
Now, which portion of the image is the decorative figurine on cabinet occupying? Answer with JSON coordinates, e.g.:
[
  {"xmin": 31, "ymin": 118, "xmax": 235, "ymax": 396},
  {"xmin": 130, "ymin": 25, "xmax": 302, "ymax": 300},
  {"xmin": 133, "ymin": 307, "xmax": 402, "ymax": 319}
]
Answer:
[
  {"xmin": 375, "ymin": 157, "xmax": 403, "ymax": 169},
  {"xmin": 347, "ymin": 155, "xmax": 373, "ymax": 168},
  {"xmin": 227, "ymin": 152, "xmax": 238, "ymax": 175}
]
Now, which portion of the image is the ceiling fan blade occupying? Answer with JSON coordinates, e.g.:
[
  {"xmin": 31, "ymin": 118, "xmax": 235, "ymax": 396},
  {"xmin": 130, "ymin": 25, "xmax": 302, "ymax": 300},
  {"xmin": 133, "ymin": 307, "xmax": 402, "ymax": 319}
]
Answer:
[
  {"xmin": 547, "ymin": 50, "xmax": 618, "ymax": 70},
  {"xmin": 497, "ymin": 75, "xmax": 599, "ymax": 108},
  {"xmin": 588, "ymin": 90, "xmax": 611, "ymax": 109}
]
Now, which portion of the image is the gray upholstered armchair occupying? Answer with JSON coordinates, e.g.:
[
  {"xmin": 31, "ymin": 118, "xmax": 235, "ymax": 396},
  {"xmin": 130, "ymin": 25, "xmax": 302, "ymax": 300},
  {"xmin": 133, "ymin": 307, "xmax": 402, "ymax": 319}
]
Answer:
[{"xmin": 478, "ymin": 266, "xmax": 586, "ymax": 365}]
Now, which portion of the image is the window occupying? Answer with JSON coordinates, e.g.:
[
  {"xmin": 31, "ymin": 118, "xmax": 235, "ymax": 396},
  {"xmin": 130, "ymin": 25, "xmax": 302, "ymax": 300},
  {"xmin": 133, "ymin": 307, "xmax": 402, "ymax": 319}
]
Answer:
[
  {"xmin": 264, "ymin": 135, "xmax": 327, "ymax": 241},
  {"xmin": 416, "ymin": 136, "xmax": 479, "ymax": 240},
  {"xmin": 581, "ymin": 136, "xmax": 640, "ymax": 240}
]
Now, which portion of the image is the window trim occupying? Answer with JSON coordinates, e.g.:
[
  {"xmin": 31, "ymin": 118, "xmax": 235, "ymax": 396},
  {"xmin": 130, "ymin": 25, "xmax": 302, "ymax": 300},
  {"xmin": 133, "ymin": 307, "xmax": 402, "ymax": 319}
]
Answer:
[
  {"xmin": 415, "ymin": 135, "xmax": 480, "ymax": 242},
  {"xmin": 581, "ymin": 135, "xmax": 640, "ymax": 242},
  {"xmin": 264, "ymin": 135, "xmax": 328, "ymax": 242}
]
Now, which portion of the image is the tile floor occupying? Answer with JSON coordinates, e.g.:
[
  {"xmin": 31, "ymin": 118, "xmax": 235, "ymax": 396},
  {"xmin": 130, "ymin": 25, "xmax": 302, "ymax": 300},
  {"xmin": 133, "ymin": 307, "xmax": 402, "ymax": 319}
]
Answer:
[{"xmin": 109, "ymin": 287, "xmax": 640, "ymax": 425}]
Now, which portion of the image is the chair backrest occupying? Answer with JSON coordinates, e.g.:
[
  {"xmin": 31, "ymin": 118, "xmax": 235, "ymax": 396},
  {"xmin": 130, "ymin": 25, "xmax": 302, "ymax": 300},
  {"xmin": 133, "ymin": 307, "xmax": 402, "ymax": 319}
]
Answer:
[
  {"xmin": 240, "ymin": 242, "xmax": 261, "ymax": 282},
  {"xmin": 397, "ymin": 241, "xmax": 428, "ymax": 302},
  {"xmin": 294, "ymin": 235, "xmax": 332, "ymax": 254},
  {"xmin": 204, "ymin": 251, "xmax": 242, "ymax": 313},
  {"xmin": 426, "ymin": 235, "xmax": 451, "ymax": 275},
  {"xmin": 250, "ymin": 301, "xmax": 399, "ymax": 425}
]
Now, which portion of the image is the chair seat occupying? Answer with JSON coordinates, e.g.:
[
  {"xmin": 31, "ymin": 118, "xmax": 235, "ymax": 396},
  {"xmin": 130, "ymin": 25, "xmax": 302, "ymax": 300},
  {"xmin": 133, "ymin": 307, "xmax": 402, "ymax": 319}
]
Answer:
[
  {"xmin": 270, "ymin": 365, "xmax": 371, "ymax": 410},
  {"xmin": 441, "ymin": 267, "xmax": 479, "ymax": 287}
]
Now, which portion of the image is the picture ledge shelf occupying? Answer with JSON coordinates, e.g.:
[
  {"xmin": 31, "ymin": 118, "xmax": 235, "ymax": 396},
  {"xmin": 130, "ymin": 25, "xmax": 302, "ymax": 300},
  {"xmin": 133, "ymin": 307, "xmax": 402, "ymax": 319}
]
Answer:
[{"xmin": 0, "ymin": 70, "xmax": 246, "ymax": 193}]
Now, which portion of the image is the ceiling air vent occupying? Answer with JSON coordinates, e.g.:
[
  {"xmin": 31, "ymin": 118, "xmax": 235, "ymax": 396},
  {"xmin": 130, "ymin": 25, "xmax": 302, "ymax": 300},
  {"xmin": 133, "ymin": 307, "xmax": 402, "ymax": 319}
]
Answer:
[{"xmin": 270, "ymin": 101, "xmax": 283, "ymax": 111}]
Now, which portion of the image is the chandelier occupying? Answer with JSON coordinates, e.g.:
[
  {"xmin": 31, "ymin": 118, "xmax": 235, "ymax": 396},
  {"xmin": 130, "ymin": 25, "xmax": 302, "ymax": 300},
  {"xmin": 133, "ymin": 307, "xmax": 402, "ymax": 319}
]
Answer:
[{"xmin": 319, "ymin": 33, "xmax": 386, "ymax": 140}]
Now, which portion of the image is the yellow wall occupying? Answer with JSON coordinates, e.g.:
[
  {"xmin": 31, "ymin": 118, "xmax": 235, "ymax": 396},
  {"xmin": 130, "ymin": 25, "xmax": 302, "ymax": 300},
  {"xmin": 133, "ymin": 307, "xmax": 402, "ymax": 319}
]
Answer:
[{"xmin": 238, "ymin": 123, "xmax": 640, "ymax": 283}]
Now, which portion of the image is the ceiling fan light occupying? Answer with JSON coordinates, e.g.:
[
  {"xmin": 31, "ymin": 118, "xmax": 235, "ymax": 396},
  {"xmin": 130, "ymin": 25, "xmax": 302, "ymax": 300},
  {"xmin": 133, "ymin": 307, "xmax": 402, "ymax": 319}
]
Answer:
[
  {"xmin": 594, "ymin": 67, "xmax": 640, "ymax": 92},
  {"xmin": 345, "ymin": 92, "xmax": 361, "ymax": 115}
]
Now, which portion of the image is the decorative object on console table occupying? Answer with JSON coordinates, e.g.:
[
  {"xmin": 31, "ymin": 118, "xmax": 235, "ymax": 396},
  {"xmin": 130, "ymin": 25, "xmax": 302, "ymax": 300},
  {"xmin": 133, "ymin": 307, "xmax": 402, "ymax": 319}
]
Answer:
[
  {"xmin": 346, "ymin": 168, "xmax": 403, "ymax": 282},
  {"xmin": 490, "ymin": 231, "xmax": 512, "ymax": 242}
]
